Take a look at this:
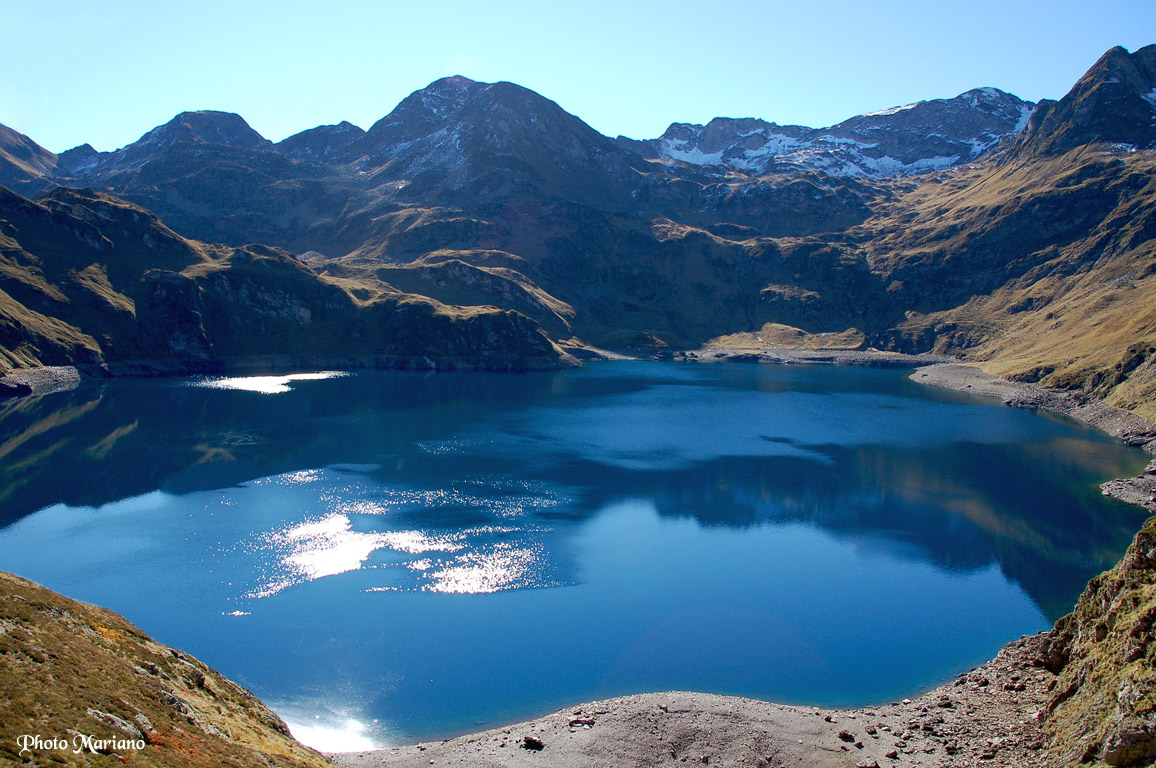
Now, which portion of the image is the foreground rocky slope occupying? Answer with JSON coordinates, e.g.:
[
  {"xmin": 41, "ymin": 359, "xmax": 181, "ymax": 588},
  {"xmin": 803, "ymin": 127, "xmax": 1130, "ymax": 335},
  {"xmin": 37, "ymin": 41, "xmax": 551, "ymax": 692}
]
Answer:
[
  {"xmin": 1040, "ymin": 512, "xmax": 1156, "ymax": 767},
  {"xmin": 0, "ymin": 570, "xmax": 331, "ymax": 767}
]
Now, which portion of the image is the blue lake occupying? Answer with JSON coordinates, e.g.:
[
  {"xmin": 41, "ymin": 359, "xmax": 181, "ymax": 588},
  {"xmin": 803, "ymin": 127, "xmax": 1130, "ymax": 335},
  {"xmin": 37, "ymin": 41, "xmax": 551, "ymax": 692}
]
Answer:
[{"xmin": 0, "ymin": 362, "xmax": 1148, "ymax": 750}]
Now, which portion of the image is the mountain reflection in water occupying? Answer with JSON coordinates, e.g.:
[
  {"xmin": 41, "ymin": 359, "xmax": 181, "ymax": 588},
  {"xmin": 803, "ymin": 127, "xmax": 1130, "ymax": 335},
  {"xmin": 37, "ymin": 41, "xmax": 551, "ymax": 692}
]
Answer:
[{"xmin": 0, "ymin": 362, "xmax": 1147, "ymax": 745}]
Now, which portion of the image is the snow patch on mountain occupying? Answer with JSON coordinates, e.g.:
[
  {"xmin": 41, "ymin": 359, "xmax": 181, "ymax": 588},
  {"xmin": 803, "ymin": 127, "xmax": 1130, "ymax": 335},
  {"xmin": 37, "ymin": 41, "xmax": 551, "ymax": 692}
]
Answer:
[
  {"xmin": 661, "ymin": 142, "xmax": 724, "ymax": 165},
  {"xmin": 647, "ymin": 87, "xmax": 1036, "ymax": 179},
  {"xmin": 862, "ymin": 102, "xmax": 919, "ymax": 117}
]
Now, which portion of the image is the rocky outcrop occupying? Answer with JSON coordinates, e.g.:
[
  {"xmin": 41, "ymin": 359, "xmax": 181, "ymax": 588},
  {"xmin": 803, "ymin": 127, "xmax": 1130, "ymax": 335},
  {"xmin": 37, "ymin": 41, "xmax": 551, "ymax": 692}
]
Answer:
[{"xmin": 1041, "ymin": 515, "xmax": 1156, "ymax": 766}]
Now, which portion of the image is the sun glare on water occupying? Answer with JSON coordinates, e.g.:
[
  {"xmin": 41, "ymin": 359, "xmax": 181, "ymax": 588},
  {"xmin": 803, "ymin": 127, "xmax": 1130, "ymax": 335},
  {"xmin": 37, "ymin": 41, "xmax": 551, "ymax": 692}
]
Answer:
[
  {"xmin": 239, "ymin": 469, "xmax": 559, "ymax": 599},
  {"xmin": 282, "ymin": 713, "xmax": 380, "ymax": 753},
  {"xmin": 193, "ymin": 371, "xmax": 349, "ymax": 394}
]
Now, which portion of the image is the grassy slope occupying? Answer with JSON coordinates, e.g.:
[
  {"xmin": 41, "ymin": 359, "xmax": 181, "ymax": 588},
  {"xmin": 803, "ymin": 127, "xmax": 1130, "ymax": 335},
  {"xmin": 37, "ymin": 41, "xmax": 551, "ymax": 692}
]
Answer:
[
  {"xmin": 856, "ymin": 146, "xmax": 1156, "ymax": 419},
  {"xmin": 0, "ymin": 570, "xmax": 331, "ymax": 767}
]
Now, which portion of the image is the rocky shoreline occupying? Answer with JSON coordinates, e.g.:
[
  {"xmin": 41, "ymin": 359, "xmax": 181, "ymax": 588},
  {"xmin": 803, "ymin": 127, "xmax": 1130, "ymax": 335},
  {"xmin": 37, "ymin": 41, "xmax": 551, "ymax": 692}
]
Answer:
[{"xmin": 675, "ymin": 347, "xmax": 954, "ymax": 368}]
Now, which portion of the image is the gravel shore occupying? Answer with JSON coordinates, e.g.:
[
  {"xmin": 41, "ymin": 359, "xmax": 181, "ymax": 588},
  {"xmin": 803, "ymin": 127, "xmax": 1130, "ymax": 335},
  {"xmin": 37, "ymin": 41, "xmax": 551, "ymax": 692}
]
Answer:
[
  {"xmin": 675, "ymin": 347, "xmax": 953, "ymax": 368},
  {"xmin": 328, "ymin": 634, "xmax": 1055, "ymax": 768}
]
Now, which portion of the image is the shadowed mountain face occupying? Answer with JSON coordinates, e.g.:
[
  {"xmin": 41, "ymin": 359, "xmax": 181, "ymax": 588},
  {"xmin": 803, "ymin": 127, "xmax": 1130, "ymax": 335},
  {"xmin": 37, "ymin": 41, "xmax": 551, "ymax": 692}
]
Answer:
[
  {"xmin": 0, "ymin": 124, "xmax": 59, "ymax": 196},
  {"xmin": 348, "ymin": 76, "xmax": 645, "ymax": 206},
  {"xmin": 1, "ymin": 45, "xmax": 1155, "ymax": 416}
]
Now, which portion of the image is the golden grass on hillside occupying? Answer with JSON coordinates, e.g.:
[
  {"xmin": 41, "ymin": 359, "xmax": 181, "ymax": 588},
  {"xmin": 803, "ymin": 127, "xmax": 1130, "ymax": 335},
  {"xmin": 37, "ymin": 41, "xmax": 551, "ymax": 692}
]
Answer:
[
  {"xmin": 870, "ymin": 147, "xmax": 1156, "ymax": 419},
  {"xmin": 707, "ymin": 322, "xmax": 866, "ymax": 350},
  {"xmin": 1043, "ymin": 515, "xmax": 1156, "ymax": 766},
  {"xmin": 0, "ymin": 288, "xmax": 101, "ymax": 372}
]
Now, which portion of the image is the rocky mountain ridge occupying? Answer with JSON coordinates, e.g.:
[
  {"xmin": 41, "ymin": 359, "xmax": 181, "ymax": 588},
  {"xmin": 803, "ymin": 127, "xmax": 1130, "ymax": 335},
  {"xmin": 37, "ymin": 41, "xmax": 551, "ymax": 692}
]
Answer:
[
  {"xmin": 1012, "ymin": 45, "xmax": 1156, "ymax": 157},
  {"xmin": 0, "ymin": 69, "xmax": 1041, "ymax": 255},
  {"xmin": 0, "ymin": 45, "xmax": 1154, "ymax": 420},
  {"xmin": 627, "ymin": 87, "xmax": 1035, "ymax": 178},
  {"xmin": 2, "ymin": 74, "xmax": 1036, "ymax": 190}
]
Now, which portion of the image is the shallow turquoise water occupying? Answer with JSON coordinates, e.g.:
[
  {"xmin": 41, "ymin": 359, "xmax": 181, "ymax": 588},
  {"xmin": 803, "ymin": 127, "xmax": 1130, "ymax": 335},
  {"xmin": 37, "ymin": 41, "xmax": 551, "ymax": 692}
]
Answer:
[{"xmin": 0, "ymin": 362, "xmax": 1148, "ymax": 749}]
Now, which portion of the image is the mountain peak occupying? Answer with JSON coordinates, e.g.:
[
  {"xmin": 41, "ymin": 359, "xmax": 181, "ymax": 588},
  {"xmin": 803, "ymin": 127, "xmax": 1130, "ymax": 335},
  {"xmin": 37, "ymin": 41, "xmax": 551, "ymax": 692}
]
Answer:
[
  {"xmin": 275, "ymin": 120, "xmax": 367, "ymax": 162},
  {"xmin": 140, "ymin": 110, "xmax": 269, "ymax": 151},
  {"xmin": 368, "ymin": 77, "xmax": 487, "ymax": 134},
  {"xmin": 56, "ymin": 143, "xmax": 101, "ymax": 176},
  {"xmin": 1014, "ymin": 44, "xmax": 1156, "ymax": 156},
  {"xmin": 84, "ymin": 110, "xmax": 273, "ymax": 175},
  {"xmin": 436, "ymin": 75, "xmax": 478, "ymax": 90}
]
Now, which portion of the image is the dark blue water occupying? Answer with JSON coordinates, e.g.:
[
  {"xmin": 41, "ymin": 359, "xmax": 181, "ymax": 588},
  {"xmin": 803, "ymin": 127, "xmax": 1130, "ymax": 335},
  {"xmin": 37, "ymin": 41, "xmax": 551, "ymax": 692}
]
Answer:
[{"xmin": 0, "ymin": 362, "xmax": 1147, "ymax": 750}]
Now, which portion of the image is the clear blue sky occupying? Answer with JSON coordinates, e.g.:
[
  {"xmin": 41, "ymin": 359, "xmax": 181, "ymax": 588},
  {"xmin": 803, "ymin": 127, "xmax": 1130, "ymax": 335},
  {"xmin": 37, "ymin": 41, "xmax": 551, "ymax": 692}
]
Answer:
[{"xmin": 3, "ymin": 0, "xmax": 1154, "ymax": 153}]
